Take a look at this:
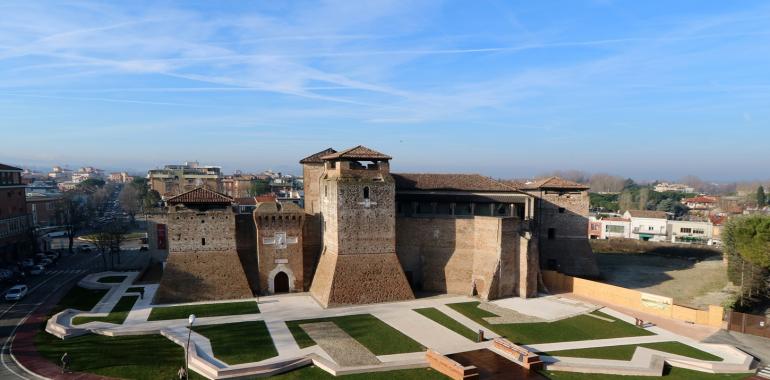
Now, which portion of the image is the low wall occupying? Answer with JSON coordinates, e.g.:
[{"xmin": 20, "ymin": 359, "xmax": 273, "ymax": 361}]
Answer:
[
  {"xmin": 426, "ymin": 350, "xmax": 479, "ymax": 380},
  {"xmin": 542, "ymin": 270, "xmax": 723, "ymax": 328}
]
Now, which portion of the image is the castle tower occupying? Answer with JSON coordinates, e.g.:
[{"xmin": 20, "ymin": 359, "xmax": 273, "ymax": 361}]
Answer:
[
  {"xmin": 254, "ymin": 201, "xmax": 304, "ymax": 294},
  {"xmin": 309, "ymin": 145, "xmax": 415, "ymax": 307}
]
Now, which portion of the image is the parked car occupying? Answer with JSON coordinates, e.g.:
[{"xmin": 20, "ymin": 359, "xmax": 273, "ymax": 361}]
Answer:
[
  {"xmin": 29, "ymin": 265, "xmax": 44, "ymax": 275},
  {"xmin": 4, "ymin": 285, "xmax": 28, "ymax": 301},
  {"xmin": 34, "ymin": 253, "xmax": 47, "ymax": 261},
  {"xmin": 47, "ymin": 251, "xmax": 60, "ymax": 260},
  {"xmin": 21, "ymin": 259, "xmax": 34, "ymax": 268},
  {"xmin": 39, "ymin": 258, "xmax": 53, "ymax": 267}
]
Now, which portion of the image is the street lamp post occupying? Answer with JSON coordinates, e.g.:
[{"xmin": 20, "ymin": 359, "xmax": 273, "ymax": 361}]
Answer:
[{"xmin": 185, "ymin": 314, "xmax": 196, "ymax": 380}]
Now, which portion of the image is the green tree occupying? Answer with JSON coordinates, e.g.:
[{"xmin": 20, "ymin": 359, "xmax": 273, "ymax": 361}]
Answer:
[
  {"xmin": 249, "ymin": 179, "xmax": 270, "ymax": 196},
  {"xmin": 724, "ymin": 216, "xmax": 770, "ymax": 307},
  {"xmin": 656, "ymin": 199, "xmax": 674, "ymax": 212},
  {"xmin": 78, "ymin": 178, "xmax": 106, "ymax": 188},
  {"xmin": 757, "ymin": 185, "xmax": 766, "ymax": 207}
]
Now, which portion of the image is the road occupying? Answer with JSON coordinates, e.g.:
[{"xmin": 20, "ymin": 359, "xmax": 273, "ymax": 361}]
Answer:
[{"xmin": 0, "ymin": 252, "xmax": 103, "ymax": 379}]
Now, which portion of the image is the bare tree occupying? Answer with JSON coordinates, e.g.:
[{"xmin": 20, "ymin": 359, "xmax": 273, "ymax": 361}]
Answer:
[
  {"xmin": 106, "ymin": 221, "xmax": 130, "ymax": 268},
  {"xmin": 58, "ymin": 192, "xmax": 90, "ymax": 254},
  {"xmin": 119, "ymin": 185, "xmax": 141, "ymax": 224},
  {"xmin": 92, "ymin": 230, "xmax": 112, "ymax": 269},
  {"xmin": 589, "ymin": 173, "xmax": 626, "ymax": 193}
]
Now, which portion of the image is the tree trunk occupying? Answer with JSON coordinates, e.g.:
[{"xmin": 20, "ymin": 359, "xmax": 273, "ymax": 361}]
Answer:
[{"xmin": 68, "ymin": 233, "xmax": 74, "ymax": 254}]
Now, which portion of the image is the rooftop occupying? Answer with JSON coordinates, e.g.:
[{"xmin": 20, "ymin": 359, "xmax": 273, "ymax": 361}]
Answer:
[
  {"xmin": 0, "ymin": 163, "xmax": 22, "ymax": 171},
  {"xmin": 625, "ymin": 209, "xmax": 668, "ymax": 219},
  {"xmin": 392, "ymin": 173, "xmax": 516, "ymax": 192},
  {"xmin": 321, "ymin": 145, "xmax": 391, "ymax": 161},
  {"xmin": 299, "ymin": 148, "xmax": 337, "ymax": 164},
  {"xmin": 512, "ymin": 176, "xmax": 590, "ymax": 190},
  {"xmin": 166, "ymin": 187, "xmax": 233, "ymax": 205}
]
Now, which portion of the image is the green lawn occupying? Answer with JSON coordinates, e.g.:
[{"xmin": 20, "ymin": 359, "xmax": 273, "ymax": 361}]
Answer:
[
  {"xmin": 35, "ymin": 327, "xmax": 206, "ymax": 380},
  {"xmin": 447, "ymin": 302, "xmax": 654, "ymax": 344},
  {"xmin": 193, "ymin": 321, "xmax": 278, "ymax": 365},
  {"xmin": 272, "ymin": 365, "xmax": 448, "ymax": 379},
  {"xmin": 540, "ymin": 367, "xmax": 752, "ymax": 380},
  {"xmin": 286, "ymin": 314, "xmax": 424, "ymax": 355},
  {"xmin": 542, "ymin": 341, "xmax": 723, "ymax": 361},
  {"xmin": 414, "ymin": 307, "xmax": 478, "ymax": 341},
  {"xmin": 53, "ymin": 286, "xmax": 108, "ymax": 314},
  {"xmin": 97, "ymin": 275, "xmax": 127, "ymax": 283},
  {"xmin": 72, "ymin": 296, "xmax": 138, "ymax": 325},
  {"xmin": 148, "ymin": 301, "xmax": 260, "ymax": 321}
]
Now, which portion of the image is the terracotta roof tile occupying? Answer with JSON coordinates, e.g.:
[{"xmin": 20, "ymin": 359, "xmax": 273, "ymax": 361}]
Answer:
[
  {"xmin": 321, "ymin": 145, "xmax": 391, "ymax": 161},
  {"xmin": 166, "ymin": 187, "xmax": 233, "ymax": 205},
  {"xmin": 299, "ymin": 148, "xmax": 337, "ymax": 164},
  {"xmin": 682, "ymin": 196, "xmax": 717, "ymax": 204},
  {"xmin": 392, "ymin": 173, "xmax": 516, "ymax": 192},
  {"xmin": 512, "ymin": 176, "xmax": 589, "ymax": 190},
  {"xmin": 254, "ymin": 201, "xmax": 302, "ymax": 214},
  {"xmin": 235, "ymin": 194, "xmax": 277, "ymax": 205}
]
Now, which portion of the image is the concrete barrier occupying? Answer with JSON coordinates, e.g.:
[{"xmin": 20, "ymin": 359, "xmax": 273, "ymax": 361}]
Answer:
[
  {"xmin": 542, "ymin": 270, "xmax": 723, "ymax": 328},
  {"xmin": 425, "ymin": 349, "xmax": 478, "ymax": 380},
  {"xmin": 492, "ymin": 338, "xmax": 543, "ymax": 370}
]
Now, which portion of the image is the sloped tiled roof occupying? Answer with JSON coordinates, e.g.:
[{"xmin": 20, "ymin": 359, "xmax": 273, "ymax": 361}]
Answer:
[
  {"xmin": 166, "ymin": 187, "xmax": 233, "ymax": 205},
  {"xmin": 602, "ymin": 217, "xmax": 631, "ymax": 222},
  {"xmin": 392, "ymin": 173, "xmax": 517, "ymax": 192},
  {"xmin": 0, "ymin": 163, "xmax": 22, "ymax": 171},
  {"xmin": 321, "ymin": 145, "xmax": 391, "ymax": 161},
  {"xmin": 299, "ymin": 148, "xmax": 337, "ymax": 164},
  {"xmin": 514, "ymin": 176, "xmax": 590, "ymax": 190},
  {"xmin": 625, "ymin": 209, "xmax": 668, "ymax": 219},
  {"xmin": 709, "ymin": 214, "xmax": 728, "ymax": 225},
  {"xmin": 683, "ymin": 196, "xmax": 717, "ymax": 204}
]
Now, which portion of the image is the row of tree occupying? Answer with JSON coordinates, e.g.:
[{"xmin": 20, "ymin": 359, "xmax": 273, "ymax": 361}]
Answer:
[{"xmin": 724, "ymin": 215, "xmax": 770, "ymax": 310}]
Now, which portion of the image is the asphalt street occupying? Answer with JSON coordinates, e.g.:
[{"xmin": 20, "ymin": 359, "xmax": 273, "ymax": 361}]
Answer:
[{"xmin": 0, "ymin": 251, "xmax": 102, "ymax": 379}]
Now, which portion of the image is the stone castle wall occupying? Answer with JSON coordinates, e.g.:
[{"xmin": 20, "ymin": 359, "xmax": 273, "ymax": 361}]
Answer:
[
  {"xmin": 167, "ymin": 207, "xmax": 237, "ymax": 252},
  {"xmin": 156, "ymin": 205, "xmax": 254, "ymax": 303},
  {"xmin": 254, "ymin": 209, "xmax": 304, "ymax": 293},
  {"xmin": 396, "ymin": 216, "xmax": 536, "ymax": 300},
  {"xmin": 155, "ymin": 250, "xmax": 253, "ymax": 303},
  {"xmin": 235, "ymin": 214, "xmax": 260, "ymax": 294},
  {"xmin": 334, "ymin": 178, "xmax": 396, "ymax": 255}
]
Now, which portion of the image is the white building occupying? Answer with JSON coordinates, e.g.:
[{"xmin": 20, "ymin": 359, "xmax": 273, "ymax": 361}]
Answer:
[
  {"xmin": 600, "ymin": 217, "xmax": 632, "ymax": 239},
  {"xmin": 624, "ymin": 210, "xmax": 668, "ymax": 242},
  {"xmin": 654, "ymin": 182, "xmax": 695, "ymax": 193},
  {"xmin": 667, "ymin": 220, "xmax": 713, "ymax": 244}
]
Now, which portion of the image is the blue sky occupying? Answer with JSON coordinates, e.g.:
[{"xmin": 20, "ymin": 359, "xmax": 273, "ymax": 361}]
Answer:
[{"xmin": 0, "ymin": 1, "xmax": 768, "ymax": 180}]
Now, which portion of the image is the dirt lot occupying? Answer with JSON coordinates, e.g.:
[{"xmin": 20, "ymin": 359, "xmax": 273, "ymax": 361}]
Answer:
[{"xmin": 596, "ymin": 253, "xmax": 738, "ymax": 309}]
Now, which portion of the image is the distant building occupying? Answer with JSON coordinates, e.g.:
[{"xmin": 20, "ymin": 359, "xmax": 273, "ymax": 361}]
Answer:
[
  {"xmin": 600, "ymin": 217, "xmax": 632, "ymax": 239},
  {"xmin": 682, "ymin": 195, "xmax": 718, "ymax": 213},
  {"xmin": 0, "ymin": 163, "xmax": 31, "ymax": 263},
  {"xmin": 222, "ymin": 174, "xmax": 254, "ymax": 198},
  {"xmin": 108, "ymin": 172, "xmax": 134, "ymax": 183},
  {"xmin": 26, "ymin": 192, "xmax": 64, "ymax": 228},
  {"xmin": 147, "ymin": 161, "xmax": 222, "ymax": 198},
  {"xmin": 654, "ymin": 182, "xmax": 695, "ymax": 193},
  {"xmin": 623, "ymin": 210, "xmax": 668, "ymax": 242},
  {"xmin": 667, "ymin": 219, "xmax": 713, "ymax": 244}
]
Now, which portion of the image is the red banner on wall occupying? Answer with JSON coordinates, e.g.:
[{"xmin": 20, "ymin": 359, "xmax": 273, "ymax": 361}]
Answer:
[{"xmin": 157, "ymin": 224, "xmax": 167, "ymax": 250}]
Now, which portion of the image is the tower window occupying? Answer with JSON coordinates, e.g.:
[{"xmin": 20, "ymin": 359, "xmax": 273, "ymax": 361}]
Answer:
[
  {"xmin": 201, "ymin": 238, "xmax": 206, "ymax": 246},
  {"xmin": 363, "ymin": 186, "xmax": 370, "ymax": 200},
  {"xmin": 547, "ymin": 228, "xmax": 556, "ymax": 240},
  {"xmin": 558, "ymin": 207, "xmax": 565, "ymax": 213}
]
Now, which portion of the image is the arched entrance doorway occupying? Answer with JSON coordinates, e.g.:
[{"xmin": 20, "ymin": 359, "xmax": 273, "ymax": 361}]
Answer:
[{"xmin": 274, "ymin": 271, "xmax": 289, "ymax": 293}]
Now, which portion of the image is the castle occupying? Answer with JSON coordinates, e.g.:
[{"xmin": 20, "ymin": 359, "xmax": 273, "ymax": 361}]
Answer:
[{"xmin": 153, "ymin": 145, "xmax": 598, "ymax": 307}]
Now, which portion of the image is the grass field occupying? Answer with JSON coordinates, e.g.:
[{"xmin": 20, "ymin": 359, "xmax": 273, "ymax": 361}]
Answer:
[
  {"xmin": 148, "ymin": 301, "xmax": 260, "ymax": 321},
  {"xmin": 540, "ymin": 367, "xmax": 751, "ymax": 380},
  {"xmin": 96, "ymin": 275, "xmax": 127, "ymax": 283},
  {"xmin": 272, "ymin": 365, "xmax": 448, "ymax": 379},
  {"xmin": 447, "ymin": 302, "xmax": 654, "ymax": 344},
  {"xmin": 286, "ymin": 314, "xmax": 424, "ymax": 355},
  {"xmin": 72, "ymin": 296, "xmax": 138, "ymax": 325},
  {"xmin": 414, "ymin": 307, "xmax": 478, "ymax": 341},
  {"xmin": 53, "ymin": 286, "xmax": 108, "ymax": 314},
  {"xmin": 35, "ymin": 328, "xmax": 207, "ymax": 380},
  {"xmin": 541, "ymin": 341, "xmax": 723, "ymax": 361},
  {"xmin": 193, "ymin": 321, "xmax": 278, "ymax": 365}
]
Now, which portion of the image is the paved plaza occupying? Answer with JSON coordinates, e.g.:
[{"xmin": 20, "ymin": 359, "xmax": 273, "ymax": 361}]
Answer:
[{"xmin": 37, "ymin": 271, "xmax": 757, "ymax": 379}]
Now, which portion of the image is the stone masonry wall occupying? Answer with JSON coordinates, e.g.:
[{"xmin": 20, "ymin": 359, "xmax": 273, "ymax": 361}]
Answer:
[
  {"xmin": 167, "ymin": 207, "xmax": 237, "ymax": 252},
  {"xmin": 396, "ymin": 216, "xmax": 535, "ymax": 300},
  {"xmin": 254, "ymin": 209, "xmax": 304, "ymax": 294},
  {"xmin": 155, "ymin": 250, "xmax": 253, "ymax": 303}
]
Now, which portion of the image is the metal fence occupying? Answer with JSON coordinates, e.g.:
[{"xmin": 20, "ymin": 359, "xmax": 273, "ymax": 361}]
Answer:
[{"xmin": 727, "ymin": 311, "xmax": 770, "ymax": 338}]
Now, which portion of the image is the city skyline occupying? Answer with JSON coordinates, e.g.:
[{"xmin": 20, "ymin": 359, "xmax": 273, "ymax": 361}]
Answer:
[{"xmin": 1, "ymin": 1, "xmax": 769, "ymax": 180}]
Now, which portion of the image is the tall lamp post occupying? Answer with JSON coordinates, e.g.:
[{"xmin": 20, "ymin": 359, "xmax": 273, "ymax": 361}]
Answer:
[{"xmin": 185, "ymin": 314, "xmax": 196, "ymax": 380}]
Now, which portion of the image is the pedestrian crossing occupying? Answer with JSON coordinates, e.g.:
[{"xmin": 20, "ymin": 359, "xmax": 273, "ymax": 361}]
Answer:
[
  {"xmin": 42, "ymin": 269, "xmax": 87, "ymax": 275},
  {"xmin": 757, "ymin": 365, "xmax": 770, "ymax": 379}
]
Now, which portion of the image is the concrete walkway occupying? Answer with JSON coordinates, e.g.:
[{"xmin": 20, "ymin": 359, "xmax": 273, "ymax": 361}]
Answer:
[{"xmin": 41, "ymin": 276, "xmax": 757, "ymax": 379}]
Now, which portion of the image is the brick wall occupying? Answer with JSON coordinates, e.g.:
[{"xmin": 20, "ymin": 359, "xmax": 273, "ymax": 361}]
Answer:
[
  {"xmin": 254, "ymin": 206, "xmax": 304, "ymax": 294},
  {"xmin": 155, "ymin": 250, "xmax": 253, "ymax": 303},
  {"xmin": 167, "ymin": 207, "xmax": 236, "ymax": 252}
]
